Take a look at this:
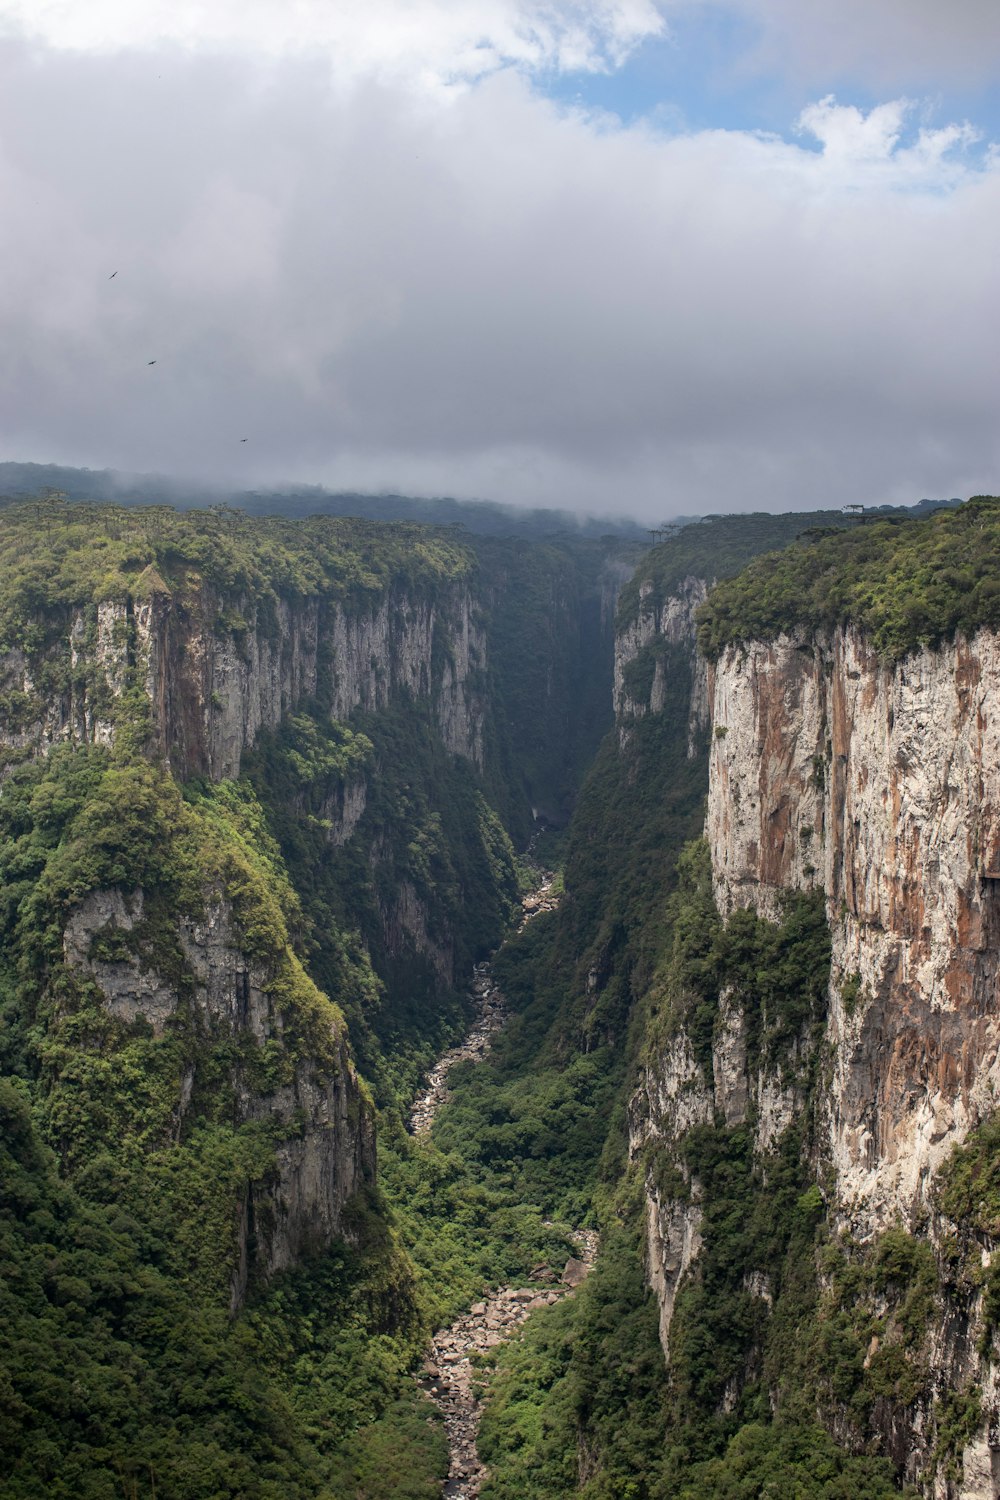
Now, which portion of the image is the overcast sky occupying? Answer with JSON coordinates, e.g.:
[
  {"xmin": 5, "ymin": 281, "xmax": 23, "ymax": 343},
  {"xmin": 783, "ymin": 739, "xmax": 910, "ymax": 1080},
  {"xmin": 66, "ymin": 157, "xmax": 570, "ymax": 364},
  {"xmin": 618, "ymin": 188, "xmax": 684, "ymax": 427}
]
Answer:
[{"xmin": 1, "ymin": 1, "xmax": 998, "ymax": 518}]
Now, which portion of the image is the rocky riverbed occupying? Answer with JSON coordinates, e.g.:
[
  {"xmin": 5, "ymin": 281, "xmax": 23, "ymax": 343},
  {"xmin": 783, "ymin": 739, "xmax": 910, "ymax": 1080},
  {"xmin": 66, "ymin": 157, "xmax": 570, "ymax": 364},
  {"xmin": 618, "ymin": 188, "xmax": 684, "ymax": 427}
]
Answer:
[
  {"xmin": 409, "ymin": 962, "xmax": 507, "ymax": 1135},
  {"xmin": 408, "ymin": 873, "xmax": 597, "ymax": 1497},
  {"xmin": 408, "ymin": 874, "xmax": 559, "ymax": 1136},
  {"xmin": 418, "ymin": 1230, "xmax": 601, "ymax": 1498}
]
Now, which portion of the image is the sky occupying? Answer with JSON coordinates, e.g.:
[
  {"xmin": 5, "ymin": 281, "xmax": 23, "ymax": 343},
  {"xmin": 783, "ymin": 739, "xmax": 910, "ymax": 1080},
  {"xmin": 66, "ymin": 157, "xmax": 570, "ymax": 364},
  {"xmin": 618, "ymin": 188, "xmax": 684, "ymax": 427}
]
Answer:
[{"xmin": 0, "ymin": 1, "xmax": 998, "ymax": 519}]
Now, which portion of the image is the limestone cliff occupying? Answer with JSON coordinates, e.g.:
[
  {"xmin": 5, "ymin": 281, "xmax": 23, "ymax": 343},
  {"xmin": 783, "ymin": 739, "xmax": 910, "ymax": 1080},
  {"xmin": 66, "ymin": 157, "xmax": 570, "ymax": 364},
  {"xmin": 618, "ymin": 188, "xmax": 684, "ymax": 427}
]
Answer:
[
  {"xmin": 0, "ymin": 576, "xmax": 486, "ymax": 780},
  {"xmin": 708, "ymin": 626, "xmax": 1000, "ymax": 1238},
  {"xmin": 613, "ymin": 573, "xmax": 710, "ymax": 752},
  {"xmin": 616, "ymin": 511, "xmax": 1000, "ymax": 1496},
  {"xmin": 0, "ymin": 510, "xmax": 498, "ymax": 1316},
  {"xmin": 702, "ymin": 626, "xmax": 1000, "ymax": 1493}
]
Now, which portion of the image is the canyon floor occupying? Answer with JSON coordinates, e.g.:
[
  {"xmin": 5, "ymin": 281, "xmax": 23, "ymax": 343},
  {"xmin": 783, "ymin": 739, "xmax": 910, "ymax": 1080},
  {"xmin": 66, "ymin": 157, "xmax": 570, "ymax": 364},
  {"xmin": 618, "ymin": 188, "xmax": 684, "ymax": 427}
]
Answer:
[{"xmin": 409, "ymin": 874, "xmax": 599, "ymax": 1498}]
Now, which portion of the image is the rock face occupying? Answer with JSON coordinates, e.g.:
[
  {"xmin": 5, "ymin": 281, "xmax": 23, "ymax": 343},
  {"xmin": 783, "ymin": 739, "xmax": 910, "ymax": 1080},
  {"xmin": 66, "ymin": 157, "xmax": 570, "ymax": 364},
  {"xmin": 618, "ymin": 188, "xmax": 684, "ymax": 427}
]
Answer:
[
  {"xmin": 702, "ymin": 625, "xmax": 1000, "ymax": 1494},
  {"xmin": 613, "ymin": 574, "xmax": 710, "ymax": 750},
  {"xmin": 0, "ymin": 577, "xmax": 487, "ymax": 780},
  {"xmin": 708, "ymin": 625, "xmax": 1000, "ymax": 1239},
  {"xmin": 63, "ymin": 885, "xmax": 374, "ymax": 1311},
  {"xmin": 0, "ymin": 552, "xmax": 494, "ymax": 1312},
  {"xmin": 623, "ymin": 580, "xmax": 1000, "ymax": 1494}
]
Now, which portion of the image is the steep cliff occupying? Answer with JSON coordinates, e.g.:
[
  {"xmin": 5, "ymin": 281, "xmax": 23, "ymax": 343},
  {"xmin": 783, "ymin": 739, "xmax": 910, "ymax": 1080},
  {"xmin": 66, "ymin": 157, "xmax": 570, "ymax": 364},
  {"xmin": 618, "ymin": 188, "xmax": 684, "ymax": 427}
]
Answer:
[
  {"xmin": 0, "ymin": 502, "xmax": 512, "ymax": 1497},
  {"xmin": 628, "ymin": 501, "xmax": 1000, "ymax": 1498},
  {"xmin": 707, "ymin": 624, "xmax": 1000, "ymax": 1229},
  {"xmin": 699, "ymin": 622, "xmax": 1000, "ymax": 1493},
  {"xmin": 0, "ymin": 750, "xmax": 377, "ymax": 1309},
  {"xmin": 0, "ymin": 507, "xmax": 493, "ymax": 1295},
  {"xmin": 0, "ymin": 507, "xmax": 486, "ymax": 780},
  {"xmin": 612, "ymin": 511, "xmax": 856, "ymax": 749},
  {"xmin": 471, "ymin": 512, "xmax": 903, "ymax": 1500}
]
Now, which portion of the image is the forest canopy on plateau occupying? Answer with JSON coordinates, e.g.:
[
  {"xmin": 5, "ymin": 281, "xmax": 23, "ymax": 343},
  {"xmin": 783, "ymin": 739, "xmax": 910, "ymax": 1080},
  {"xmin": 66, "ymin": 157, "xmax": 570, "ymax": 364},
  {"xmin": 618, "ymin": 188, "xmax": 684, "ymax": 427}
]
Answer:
[
  {"xmin": 0, "ymin": 496, "xmax": 474, "ymax": 650},
  {"xmin": 697, "ymin": 496, "xmax": 1000, "ymax": 661}
]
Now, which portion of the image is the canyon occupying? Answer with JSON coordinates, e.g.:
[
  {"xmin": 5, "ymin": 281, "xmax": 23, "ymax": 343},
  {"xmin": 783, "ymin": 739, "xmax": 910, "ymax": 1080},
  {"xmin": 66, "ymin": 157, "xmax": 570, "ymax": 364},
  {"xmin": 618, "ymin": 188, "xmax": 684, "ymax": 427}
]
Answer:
[{"xmin": 4, "ymin": 495, "xmax": 1000, "ymax": 1498}]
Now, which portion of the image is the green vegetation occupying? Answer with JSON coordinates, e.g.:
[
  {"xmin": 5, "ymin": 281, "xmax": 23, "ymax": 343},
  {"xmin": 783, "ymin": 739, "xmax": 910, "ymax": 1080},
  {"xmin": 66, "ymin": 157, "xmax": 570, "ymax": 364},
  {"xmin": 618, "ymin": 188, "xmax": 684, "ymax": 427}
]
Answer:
[
  {"xmin": 0, "ymin": 496, "xmax": 474, "ymax": 650},
  {"xmin": 653, "ymin": 839, "xmax": 831, "ymax": 1075},
  {"xmin": 244, "ymin": 699, "xmax": 520, "ymax": 1103},
  {"xmin": 0, "ymin": 1076, "xmax": 442, "ymax": 1498},
  {"xmin": 0, "ymin": 494, "xmax": 635, "ymax": 1497},
  {"xmin": 936, "ymin": 1117, "xmax": 1000, "ymax": 1350},
  {"xmin": 0, "ymin": 737, "xmax": 451, "ymax": 1497},
  {"xmin": 2, "ymin": 495, "xmax": 980, "ymax": 1498},
  {"xmin": 698, "ymin": 496, "xmax": 1000, "ymax": 660},
  {"xmin": 478, "ymin": 1183, "xmax": 670, "ymax": 1499},
  {"xmin": 616, "ymin": 510, "xmax": 858, "ymax": 631}
]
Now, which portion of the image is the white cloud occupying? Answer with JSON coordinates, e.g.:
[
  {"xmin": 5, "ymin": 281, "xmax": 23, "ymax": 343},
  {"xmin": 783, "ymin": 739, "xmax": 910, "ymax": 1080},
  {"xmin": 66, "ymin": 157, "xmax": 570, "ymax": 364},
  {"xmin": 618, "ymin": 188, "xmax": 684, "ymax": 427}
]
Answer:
[
  {"xmin": 0, "ymin": 0, "xmax": 664, "ymax": 86},
  {"xmin": 0, "ymin": 40, "xmax": 997, "ymax": 516},
  {"xmin": 795, "ymin": 96, "xmax": 982, "ymax": 191}
]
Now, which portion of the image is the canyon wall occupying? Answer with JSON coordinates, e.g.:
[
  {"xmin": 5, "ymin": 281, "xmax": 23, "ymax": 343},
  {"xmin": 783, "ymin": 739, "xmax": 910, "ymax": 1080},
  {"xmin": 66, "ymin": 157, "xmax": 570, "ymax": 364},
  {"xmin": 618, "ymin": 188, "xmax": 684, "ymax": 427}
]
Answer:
[
  {"xmin": 0, "ymin": 575, "xmax": 487, "ymax": 780},
  {"xmin": 626, "ymin": 577, "xmax": 1000, "ymax": 1496},
  {"xmin": 0, "ymin": 553, "xmax": 491, "ymax": 1307},
  {"xmin": 708, "ymin": 626, "xmax": 1000, "ymax": 1238},
  {"xmin": 63, "ymin": 885, "xmax": 374, "ymax": 1311},
  {"xmin": 705, "ymin": 624, "xmax": 1000, "ymax": 1495},
  {"xmin": 613, "ymin": 573, "xmax": 710, "ymax": 751}
]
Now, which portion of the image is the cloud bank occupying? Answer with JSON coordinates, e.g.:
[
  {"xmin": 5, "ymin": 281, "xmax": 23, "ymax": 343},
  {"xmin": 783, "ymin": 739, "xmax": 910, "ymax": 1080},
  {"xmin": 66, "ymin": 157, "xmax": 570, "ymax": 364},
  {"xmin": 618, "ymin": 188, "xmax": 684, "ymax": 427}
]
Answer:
[
  {"xmin": 711, "ymin": 0, "xmax": 1000, "ymax": 91},
  {"xmin": 0, "ymin": 10, "xmax": 997, "ymax": 516}
]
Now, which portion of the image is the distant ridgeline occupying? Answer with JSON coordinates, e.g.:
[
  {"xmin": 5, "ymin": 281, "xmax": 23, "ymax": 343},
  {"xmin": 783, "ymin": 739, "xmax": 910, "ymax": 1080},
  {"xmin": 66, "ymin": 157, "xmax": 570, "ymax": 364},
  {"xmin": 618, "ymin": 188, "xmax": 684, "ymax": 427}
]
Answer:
[
  {"xmin": 0, "ymin": 459, "xmax": 651, "ymax": 539},
  {"xmin": 0, "ymin": 488, "xmax": 984, "ymax": 1500}
]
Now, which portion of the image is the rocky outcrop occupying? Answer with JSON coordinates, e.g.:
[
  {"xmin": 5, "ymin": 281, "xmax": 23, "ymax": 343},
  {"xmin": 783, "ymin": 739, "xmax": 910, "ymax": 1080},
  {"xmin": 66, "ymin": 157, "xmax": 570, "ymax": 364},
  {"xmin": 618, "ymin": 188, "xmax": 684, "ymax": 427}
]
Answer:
[
  {"xmin": 614, "ymin": 574, "xmax": 710, "ymax": 752},
  {"xmin": 63, "ymin": 884, "xmax": 374, "ymax": 1311},
  {"xmin": 323, "ymin": 775, "xmax": 368, "ymax": 847},
  {"xmin": 421, "ymin": 1241, "xmax": 599, "ymax": 1500},
  {"xmin": 0, "ymin": 576, "xmax": 487, "ymax": 780},
  {"xmin": 642, "ymin": 1186, "xmax": 704, "ymax": 1360},
  {"xmin": 381, "ymin": 879, "xmax": 456, "ymax": 992},
  {"xmin": 628, "ymin": 996, "xmax": 805, "ymax": 1359}
]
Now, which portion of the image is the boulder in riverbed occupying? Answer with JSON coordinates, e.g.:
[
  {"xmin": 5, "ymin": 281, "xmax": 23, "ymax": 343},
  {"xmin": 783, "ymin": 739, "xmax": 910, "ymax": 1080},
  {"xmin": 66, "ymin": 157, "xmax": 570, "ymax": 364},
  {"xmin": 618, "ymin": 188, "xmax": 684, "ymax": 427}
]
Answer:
[{"xmin": 561, "ymin": 1257, "xmax": 588, "ymax": 1287}]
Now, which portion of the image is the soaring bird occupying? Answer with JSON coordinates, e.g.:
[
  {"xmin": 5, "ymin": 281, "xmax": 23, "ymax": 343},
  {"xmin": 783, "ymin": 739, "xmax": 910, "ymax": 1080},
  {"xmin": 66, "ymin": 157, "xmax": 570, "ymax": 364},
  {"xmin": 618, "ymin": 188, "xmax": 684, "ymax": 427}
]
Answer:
[
  {"xmin": 147, "ymin": 360, "xmax": 156, "ymax": 365},
  {"xmin": 240, "ymin": 437, "xmax": 248, "ymax": 443},
  {"xmin": 109, "ymin": 271, "xmax": 118, "ymax": 279}
]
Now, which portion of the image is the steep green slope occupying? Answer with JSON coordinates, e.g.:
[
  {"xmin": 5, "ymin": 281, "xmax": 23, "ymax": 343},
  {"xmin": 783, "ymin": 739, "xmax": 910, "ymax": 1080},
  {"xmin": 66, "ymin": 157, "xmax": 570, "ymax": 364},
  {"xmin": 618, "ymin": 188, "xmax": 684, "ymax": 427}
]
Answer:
[
  {"xmin": 244, "ymin": 699, "xmax": 520, "ymax": 1102},
  {"xmin": 0, "ymin": 741, "xmax": 447, "ymax": 1498},
  {"xmin": 0, "ymin": 502, "xmax": 496, "ymax": 1496}
]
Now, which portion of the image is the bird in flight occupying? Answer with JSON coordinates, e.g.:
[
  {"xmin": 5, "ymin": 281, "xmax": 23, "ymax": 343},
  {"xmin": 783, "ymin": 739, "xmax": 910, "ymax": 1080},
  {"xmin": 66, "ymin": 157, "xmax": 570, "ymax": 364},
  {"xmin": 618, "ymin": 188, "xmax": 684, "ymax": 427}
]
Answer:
[
  {"xmin": 109, "ymin": 271, "xmax": 118, "ymax": 279},
  {"xmin": 240, "ymin": 437, "xmax": 248, "ymax": 443},
  {"xmin": 147, "ymin": 359, "xmax": 157, "ymax": 366}
]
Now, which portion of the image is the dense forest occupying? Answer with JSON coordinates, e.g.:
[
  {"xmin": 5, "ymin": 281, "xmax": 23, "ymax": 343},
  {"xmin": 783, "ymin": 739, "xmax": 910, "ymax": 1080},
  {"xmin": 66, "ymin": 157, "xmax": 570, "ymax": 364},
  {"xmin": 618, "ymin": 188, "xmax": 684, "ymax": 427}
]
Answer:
[
  {"xmin": 0, "ymin": 491, "xmax": 982, "ymax": 1498},
  {"xmin": 698, "ymin": 495, "xmax": 1000, "ymax": 660}
]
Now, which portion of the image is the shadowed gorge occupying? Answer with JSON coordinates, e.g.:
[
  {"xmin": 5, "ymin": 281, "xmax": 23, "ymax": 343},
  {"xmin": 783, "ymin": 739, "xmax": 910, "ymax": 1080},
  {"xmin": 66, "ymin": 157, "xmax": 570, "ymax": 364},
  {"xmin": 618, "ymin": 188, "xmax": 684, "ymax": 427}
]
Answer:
[{"xmin": 3, "ymin": 494, "xmax": 1000, "ymax": 1499}]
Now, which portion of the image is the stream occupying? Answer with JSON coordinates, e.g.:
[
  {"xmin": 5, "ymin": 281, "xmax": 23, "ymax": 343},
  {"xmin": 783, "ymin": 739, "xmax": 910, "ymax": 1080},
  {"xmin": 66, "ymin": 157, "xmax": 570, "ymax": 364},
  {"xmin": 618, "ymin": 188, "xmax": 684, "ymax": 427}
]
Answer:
[{"xmin": 408, "ymin": 874, "xmax": 599, "ymax": 1499}]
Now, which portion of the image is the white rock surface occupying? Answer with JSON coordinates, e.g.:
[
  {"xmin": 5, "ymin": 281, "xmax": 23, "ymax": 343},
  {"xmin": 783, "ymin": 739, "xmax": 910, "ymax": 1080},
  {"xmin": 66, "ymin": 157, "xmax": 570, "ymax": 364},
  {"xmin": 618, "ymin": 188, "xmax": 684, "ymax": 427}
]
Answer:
[{"xmin": 708, "ymin": 625, "xmax": 1000, "ymax": 1236}]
